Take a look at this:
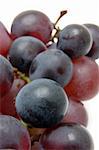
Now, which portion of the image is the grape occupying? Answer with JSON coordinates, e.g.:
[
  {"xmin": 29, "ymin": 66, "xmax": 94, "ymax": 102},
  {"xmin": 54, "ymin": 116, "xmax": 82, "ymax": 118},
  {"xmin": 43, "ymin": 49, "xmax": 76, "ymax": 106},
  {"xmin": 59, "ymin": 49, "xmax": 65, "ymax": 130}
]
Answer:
[
  {"xmin": 9, "ymin": 36, "xmax": 47, "ymax": 74},
  {"xmin": 11, "ymin": 10, "xmax": 53, "ymax": 44},
  {"xmin": 61, "ymin": 99, "xmax": 88, "ymax": 126},
  {"xmin": 0, "ymin": 55, "xmax": 14, "ymax": 97},
  {"xmin": 57, "ymin": 24, "xmax": 93, "ymax": 58},
  {"xmin": 15, "ymin": 79, "xmax": 68, "ymax": 128},
  {"xmin": 84, "ymin": 24, "xmax": 99, "ymax": 59},
  {"xmin": 0, "ymin": 22, "xmax": 12, "ymax": 57},
  {"xmin": 29, "ymin": 49, "xmax": 73, "ymax": 87},
  {"xmin": 40, "ymin": 123, "xmax": 94, "ymax": 150},
  {"xmin": 64, "ymin": 56, "xmax": 99, "ymax": 101},
  {"xmin": 0, "ymin": 115, "xmax": 31, "ymax": 149},
  {"xmin": 0, "ymin": 78, "xmax": 25, "ymax": 118}
]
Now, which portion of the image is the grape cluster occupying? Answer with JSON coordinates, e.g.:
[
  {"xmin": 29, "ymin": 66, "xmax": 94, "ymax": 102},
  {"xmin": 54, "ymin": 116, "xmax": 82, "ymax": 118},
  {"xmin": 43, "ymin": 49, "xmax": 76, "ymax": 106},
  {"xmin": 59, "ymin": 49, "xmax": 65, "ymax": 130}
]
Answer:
[{"xmin": 0, "ymin": 9, "xmax": 99, "ymax": 150}]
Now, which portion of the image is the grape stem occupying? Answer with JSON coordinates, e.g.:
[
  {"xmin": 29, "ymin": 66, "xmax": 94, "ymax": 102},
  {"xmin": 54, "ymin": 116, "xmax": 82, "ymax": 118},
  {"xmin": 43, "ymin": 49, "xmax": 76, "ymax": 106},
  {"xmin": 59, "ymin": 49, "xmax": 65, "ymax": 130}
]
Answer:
[
  {"xmin": 51, "ymin": 10, "xmax": 67, "ymax": 42},
  {"xmin": 54, "ymin": 10, "xmax": 67, "ymax": 27},
  {"xmin": 14, "ymin": 68, "xmax": 31, "ymax": 83}
]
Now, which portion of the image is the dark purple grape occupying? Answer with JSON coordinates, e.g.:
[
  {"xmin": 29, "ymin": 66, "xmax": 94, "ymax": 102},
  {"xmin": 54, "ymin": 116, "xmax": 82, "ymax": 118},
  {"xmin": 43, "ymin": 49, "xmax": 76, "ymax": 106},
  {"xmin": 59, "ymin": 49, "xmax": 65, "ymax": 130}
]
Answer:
[
  {"xmin": 29, "ymin": 49, "xmax": 73, "ymax": 87},
  {"xmin": 0, "ymin": 55, "xmax": 14, "ymax": 97},
  {"xmin": 11, "ymin": 10, "xmax": 53, "ymax": 44},
  {"xmin": 84, "ymin": 24, "xmax": 99, "ymax": 59},
  {"xmin": 57, "ymin": 24, "xmax": 93, "ymax": 58},
  {"xmin": 64, "ymin": 56, "xmax": 99, "ymax": 101},
  {"xmin": 15, "ymin": 79, "xmax": 68, "ymax": 128},
  {"xmin": 61, "ymin": 99, "xmax": 88, "ymax": 126},
  {"xmin": 0, "ymin": 115, "xmax": 31, "ymax": 149},
  {"xmin": 9, "ymin": 36, "xmax": 47, "ymax": 74},
  {"xmin": 40, "ymin": 123, "xmax": 94, "ymax": 150}
]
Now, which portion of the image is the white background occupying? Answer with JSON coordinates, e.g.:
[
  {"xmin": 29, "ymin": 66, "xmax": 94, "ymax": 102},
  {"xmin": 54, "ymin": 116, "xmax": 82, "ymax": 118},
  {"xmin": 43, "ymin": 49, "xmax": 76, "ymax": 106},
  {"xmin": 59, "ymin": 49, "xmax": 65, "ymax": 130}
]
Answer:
[{"xmin": 0, "ymin": 0, "xmax": 99, "ymax": 149}]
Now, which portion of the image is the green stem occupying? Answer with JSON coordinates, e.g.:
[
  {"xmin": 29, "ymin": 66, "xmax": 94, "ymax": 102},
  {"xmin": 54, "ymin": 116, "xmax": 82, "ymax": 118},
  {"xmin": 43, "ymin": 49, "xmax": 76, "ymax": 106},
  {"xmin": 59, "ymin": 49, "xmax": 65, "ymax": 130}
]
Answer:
[{"xmin": 14, "ymin": 68, "xmax": 31, "ymax": 83}]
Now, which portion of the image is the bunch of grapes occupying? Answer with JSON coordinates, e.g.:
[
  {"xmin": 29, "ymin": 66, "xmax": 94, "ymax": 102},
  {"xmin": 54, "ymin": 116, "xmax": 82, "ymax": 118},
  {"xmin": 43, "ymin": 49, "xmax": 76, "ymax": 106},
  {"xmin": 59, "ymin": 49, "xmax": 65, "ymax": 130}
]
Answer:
[{"xmin": 0, "ymin": 9, "xmax": 99, "ymax": 150}]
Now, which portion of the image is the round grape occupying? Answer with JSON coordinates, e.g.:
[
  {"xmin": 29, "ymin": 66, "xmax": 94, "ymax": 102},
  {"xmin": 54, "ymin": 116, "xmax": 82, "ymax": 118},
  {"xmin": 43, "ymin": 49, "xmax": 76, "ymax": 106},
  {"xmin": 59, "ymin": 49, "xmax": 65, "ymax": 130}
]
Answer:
[
  {"xmin": 57, "ymin": 24, "xmax": 93, "ymax": 58},
  {"xmin": 15, "ymin": 79, "xmax": 68, "ymax": 128},
  {"xmin": 11, "ymin": 10, "xmax": 53, "ymax": 43},
  {"xmin": 9, "ymin": 36, "xmax": 47, "ymax": 74},
  {"xmin": 40, "ymin": 123, "xmax": 94, "ymax": 150},
  {"xmin": 0, "ymin": 115, "xmax": 31, "ymax": 149},
  {"xmin": 64, "ymin": 56, "xmax": 99, "ymax": 101},
  {"xmin": 29, "ymin": 49, "xmax": 73, "ymax": 87}
]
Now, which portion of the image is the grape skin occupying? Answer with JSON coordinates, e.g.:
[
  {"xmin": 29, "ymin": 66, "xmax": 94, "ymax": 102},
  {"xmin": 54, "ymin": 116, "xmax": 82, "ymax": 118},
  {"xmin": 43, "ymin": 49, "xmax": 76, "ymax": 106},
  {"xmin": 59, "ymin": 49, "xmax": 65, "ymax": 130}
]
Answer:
[
  {"xmin": 0, "ymin": 115, "xmax": 31, "ymax": 150},
  {"xmin": 0, "ymin": 22, "xmax": 12, "ymax": 57},
  {"xmin": 57, "ymin": 24, "xmax": 93, "ymax": 58},
  {"xmin": 40, "ymin": 123, "xmax": 94, "ymax": 150},
  {"xmin": 84, "ymin": 24, "xmax": 99, "ymax": 59},
  {"xmin": 0, "ymin": 79, "xmax": 25, "ymax": 118},
  {"xmin": 64, "ymin": 56, "xmax": 99, "ymax": 101},
  {"xmin": 0, "ymin": 55, "xmax": 14, "ymax": 97},
  {"xmin": 11, "ymin": 10, "xmax": 53, "ymax": 44},
  {"xmin": 61, "ymin": 99, "xmax": 88, "ymax": 126},
  {"xmin": 29, "ymin": 49, "xmax": 73, "ymax": 87},
  {"xmin": 9, "ymin": 36, "xmax": 47, "ymax": 74},
  {"xmin": 15, "ymin": 79, "xmax": 68, "ymax": 128}
]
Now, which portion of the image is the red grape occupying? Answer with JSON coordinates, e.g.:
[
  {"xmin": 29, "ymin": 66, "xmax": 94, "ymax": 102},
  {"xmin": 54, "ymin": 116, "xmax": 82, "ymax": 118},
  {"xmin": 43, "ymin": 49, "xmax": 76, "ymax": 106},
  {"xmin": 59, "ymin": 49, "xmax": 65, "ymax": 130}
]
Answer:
[
  {"xmin": 0, "ymin": 55, "xmax": 14, "ymax": 97},
  {"xmin": 0, "ymin": 22, "xmax": 12, "ymax": 57},
  {"xmin": 0, "ymin": 78, "xmax": 25, "ymax": 118},
  {"xmin": 61, "ymin": 99, "xmax": 88, "ymax": 126},
  {"xmin": 40, "ymin": 123, "xmax": 94, "ymax": 150},
  {"xmin": 64, "ymin": 56, "xmax": 99, "ymax": 101},
  {"xmin": 0, "ymin": 115, "xmax": 31, "ymax": 149},
  {"xmin": 11, "ymin": 10, "xmax": 53, "ymax": 44}
]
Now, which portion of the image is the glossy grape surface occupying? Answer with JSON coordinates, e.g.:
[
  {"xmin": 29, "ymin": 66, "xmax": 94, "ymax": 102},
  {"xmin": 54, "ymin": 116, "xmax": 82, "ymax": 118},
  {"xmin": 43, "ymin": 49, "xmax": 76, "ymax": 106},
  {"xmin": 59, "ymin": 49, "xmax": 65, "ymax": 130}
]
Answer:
[
  {"xmin": 61, "ymin": 99, "xmax": 88, "ymax": 126},
  {"xmin": 16, "ymin": 79, "xmax": 68, "ymax": 128},
  {"xmin": 0, "ymin": 55, "xmax": 14, "ymax": 97},
  {"xmin": 29, "ymin": 49, "xmax": 73, "ymax": 87},
  {"xmin": 57, "ymin": 24, "xmax": 93, "ymax": 58},
  {"xmin": 40, "ymin": 123, "xmax": 94, "ymax": 150},
  {"xmin": 84, "ymin": 24, "xmax": 99, "ymax": 59},
  {"xmin": 0, "ymin": 22, "xmax": 12, "ymax": 57},
  {"xmin": 9, "ymin": 36, "xmax": 47, "ymax": 74},
  {"xmin": 0, "ymin": 115, "xmax": 31, "ymax": 150},
  {"xmin": 64, "ymin": 56, "xmax": 99, "ymax": 101},
  {"xmin": 11, "ymin": 10, "xmax": 53, "ymax": 43},
  {"xmin": 0, "ymin": 79, "xmax": 25, "ymax": 118}
]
